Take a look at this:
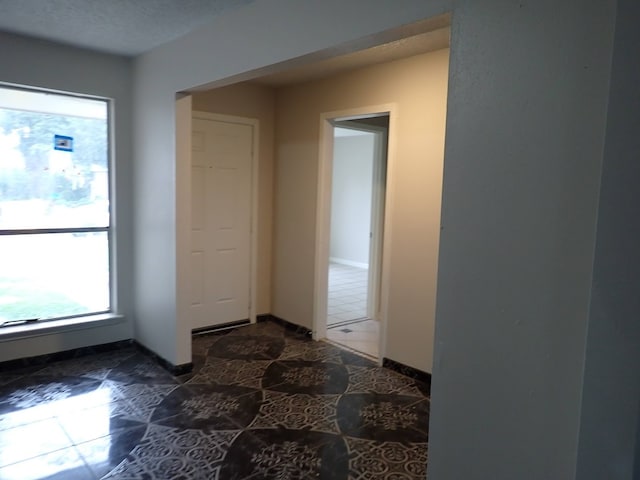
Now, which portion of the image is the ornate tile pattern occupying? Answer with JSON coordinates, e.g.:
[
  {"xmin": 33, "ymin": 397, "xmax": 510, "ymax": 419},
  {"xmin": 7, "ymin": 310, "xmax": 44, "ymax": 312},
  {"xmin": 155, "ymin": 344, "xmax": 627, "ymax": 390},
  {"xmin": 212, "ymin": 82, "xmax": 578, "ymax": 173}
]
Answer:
[
  {"xmin": 346, "ymin": 364, "xmax": 426, "ymax": 396},
  {"xmin": 208, "ymin": 335, "xmax": 285, "ymax": 360},
  {"xmin": 337, "ymin": 394, "xmax": 430, "ymax": 442},
  {"xmin": 345, "ymin": 437, "xmax": 429, "ymax": 480},
  {"xmin": 249, "ymin": 390, "xmax": 341, "ymax": 433},
  {"xmin": 0, "ymin": 321, "xmax": 430, "ymax": 479},
  {"xmin": 190, "ymin": 334, "xmax": 224, "ymax": 356},
  {"xmin": 152, "ymin": 384, "xmax": 262, "ymax": 431},
  {"xmin": 106, "ymin": 382, "xmax": 181, "ymax": 422},
  {"xmin": 102, "ymin": 425, "xmax": 239, "ymax": 479},
  {"xmin": 188, "ymin": 358, "xmax": 271, "ymax": 388},
  {"xmin": 219, "ymin": 429, "xmax": 349, "ymax": 479},
  {"xmin": 279, "ymin": 339, "xmax": 344, "ymax": 363},
  {"xmin": 262, "ymin": 360, "xmax": 350, "ymax": 394}
]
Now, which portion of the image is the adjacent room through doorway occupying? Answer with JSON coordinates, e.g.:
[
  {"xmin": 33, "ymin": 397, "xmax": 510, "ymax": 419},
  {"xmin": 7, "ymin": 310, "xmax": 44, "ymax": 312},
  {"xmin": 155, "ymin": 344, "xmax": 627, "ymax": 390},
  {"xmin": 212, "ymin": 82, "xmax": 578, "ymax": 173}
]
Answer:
[{"xmin": 325, "ymin": 115, "xmax": 389, "ymax": 359}]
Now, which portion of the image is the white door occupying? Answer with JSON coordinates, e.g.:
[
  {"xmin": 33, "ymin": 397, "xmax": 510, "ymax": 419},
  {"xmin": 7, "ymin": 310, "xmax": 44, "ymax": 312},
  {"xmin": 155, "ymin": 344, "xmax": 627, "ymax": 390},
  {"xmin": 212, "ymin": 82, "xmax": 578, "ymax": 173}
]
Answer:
[{"xmin": 191, "ymin": 116, "xmax": 253, "ymax": 330}]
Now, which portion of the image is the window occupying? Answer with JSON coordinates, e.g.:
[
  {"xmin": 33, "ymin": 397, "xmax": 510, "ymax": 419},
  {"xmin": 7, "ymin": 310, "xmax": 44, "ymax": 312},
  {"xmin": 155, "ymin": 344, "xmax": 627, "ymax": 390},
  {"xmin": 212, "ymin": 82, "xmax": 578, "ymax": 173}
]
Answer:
[{"xmin": 0, "ymin": 85, "xmax": 111, "ymax": 326}]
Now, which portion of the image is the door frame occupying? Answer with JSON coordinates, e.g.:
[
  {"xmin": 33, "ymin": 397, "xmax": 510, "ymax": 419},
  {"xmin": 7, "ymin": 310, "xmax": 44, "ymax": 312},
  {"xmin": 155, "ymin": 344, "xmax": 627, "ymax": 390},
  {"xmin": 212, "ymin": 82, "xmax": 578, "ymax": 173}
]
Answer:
[
  {"xmin": 191, "ymin": 111, "xmax": 259, "ymax": 326},
  {"xmin": 313, "ymin": 103, "xmax": 397, "ymax": 364}
]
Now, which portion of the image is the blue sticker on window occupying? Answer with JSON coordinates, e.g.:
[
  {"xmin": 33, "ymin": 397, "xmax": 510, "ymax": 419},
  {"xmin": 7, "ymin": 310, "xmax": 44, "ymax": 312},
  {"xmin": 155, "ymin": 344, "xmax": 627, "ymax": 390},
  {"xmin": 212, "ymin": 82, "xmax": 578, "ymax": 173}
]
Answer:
[{"xmin": 54, "ymin": 135, "xmax": 73, "ymax": 152}]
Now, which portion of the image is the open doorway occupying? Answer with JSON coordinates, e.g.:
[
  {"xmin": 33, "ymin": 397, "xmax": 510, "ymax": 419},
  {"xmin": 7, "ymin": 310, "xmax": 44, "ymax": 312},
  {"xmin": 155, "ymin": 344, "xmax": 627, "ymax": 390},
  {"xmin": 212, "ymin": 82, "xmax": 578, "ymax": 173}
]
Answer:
[{"xmin": 323, "ymin": 114, "xmax": 389, "ymax": 359}]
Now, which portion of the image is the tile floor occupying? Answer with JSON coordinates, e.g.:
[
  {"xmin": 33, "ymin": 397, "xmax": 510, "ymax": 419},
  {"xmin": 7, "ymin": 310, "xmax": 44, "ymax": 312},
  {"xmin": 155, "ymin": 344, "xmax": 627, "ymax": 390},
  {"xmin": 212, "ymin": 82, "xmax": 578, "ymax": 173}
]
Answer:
[
  {"xmin": 327, "ymin": 263, "xmax": 380, "ymax": 359},
  {"xmin": 326, "ymin": 318, "xmax": 380, "ymax": 360},
  {"xmin": 327, "ymin": 263, "xmax": 368, "ymax": 326},
  {"xmin": 0, "ymin": 321, "xmax": 430, "ymax": 479}
]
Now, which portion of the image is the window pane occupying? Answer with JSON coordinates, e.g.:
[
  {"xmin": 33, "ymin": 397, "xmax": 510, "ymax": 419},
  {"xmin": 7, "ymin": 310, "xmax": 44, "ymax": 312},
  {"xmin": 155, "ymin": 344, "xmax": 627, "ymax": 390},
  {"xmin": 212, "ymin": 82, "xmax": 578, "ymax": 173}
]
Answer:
[
  {"xmin": 0, "ymin": 233, "xmax": 109, "ymax": 323},
  {"xmin": 0, "ymin": 87, "xmax": 109, "ymax": 230}
]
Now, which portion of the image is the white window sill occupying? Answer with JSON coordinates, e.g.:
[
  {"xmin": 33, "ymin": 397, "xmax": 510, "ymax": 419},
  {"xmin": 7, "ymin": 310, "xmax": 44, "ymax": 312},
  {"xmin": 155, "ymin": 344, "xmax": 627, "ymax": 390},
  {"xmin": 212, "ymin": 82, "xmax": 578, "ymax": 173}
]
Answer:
[{"xmin": 0, "ymin": 313, "xmax": 125, "ymax": 341}]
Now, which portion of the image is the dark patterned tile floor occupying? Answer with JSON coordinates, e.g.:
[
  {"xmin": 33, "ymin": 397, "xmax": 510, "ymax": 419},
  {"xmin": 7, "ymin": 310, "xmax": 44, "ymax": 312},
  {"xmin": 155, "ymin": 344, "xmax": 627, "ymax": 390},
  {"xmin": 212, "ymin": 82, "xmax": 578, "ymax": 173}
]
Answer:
[{"xmin": 0, "ymin": 320, "xmax": 430, "ymax": 479}]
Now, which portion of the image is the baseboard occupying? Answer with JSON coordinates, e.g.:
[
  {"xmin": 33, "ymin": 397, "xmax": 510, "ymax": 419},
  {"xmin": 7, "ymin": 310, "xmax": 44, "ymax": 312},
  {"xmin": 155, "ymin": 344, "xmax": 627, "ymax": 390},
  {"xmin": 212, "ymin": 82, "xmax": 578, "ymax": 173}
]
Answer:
[
  {"xmin": 382, "ymin": 357, "xmax": 431, "ymax": 394},
  {"xmin": 0, "ymin": 339, "xmax": 134, "ymax": 373},
  {"xmin": 259, "ymin": 314, "xmax": 312, "ymax": 338},
  {"xmin": 0, "ymin": 320, "xmax": 425, "ymax": 386},
  {"xmin": 192, "ymin": 319, "xmax": 250, "ymax": 336},
  {"xmin": 0, "ymin": 336, "xmax": 193, "ymax": 377},
  {"xmin": 330, "ymin": 257, "xmax": 369, "ymax": 269},
  {"xmin": 256, "ymin": 314, "xmax": 271, "ymax": 323},
  {"xmin": 133, "ymin": 341, "xmax": 193, "ymax": 376}
]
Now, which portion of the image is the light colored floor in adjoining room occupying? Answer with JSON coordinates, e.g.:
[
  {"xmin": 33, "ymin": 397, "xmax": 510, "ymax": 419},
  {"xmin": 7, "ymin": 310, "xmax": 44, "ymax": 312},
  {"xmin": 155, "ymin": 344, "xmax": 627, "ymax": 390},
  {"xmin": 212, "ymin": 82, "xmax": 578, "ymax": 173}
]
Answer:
[
  {"xmin": 326, "ymin": 318, "xmax": 380, "ymax": 360},
  {"xmin": 326, "ymin": 262, "xmax": 380, "ymax": 359},
  {"xmin": 327, "ymin": 262, "xmax": 368, "ymax": 325}
]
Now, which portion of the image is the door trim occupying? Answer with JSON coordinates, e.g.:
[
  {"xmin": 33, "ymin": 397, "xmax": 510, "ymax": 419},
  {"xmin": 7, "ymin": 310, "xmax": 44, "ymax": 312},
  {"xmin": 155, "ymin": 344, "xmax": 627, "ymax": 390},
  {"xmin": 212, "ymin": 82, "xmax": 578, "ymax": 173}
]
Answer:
[
  {"xmin": 313, "ymin": 104, "xmax": 397, "ymax": 364},
  {"xmin": 191, "ymin": 111, "xmax": 259, "ymax": 325}
]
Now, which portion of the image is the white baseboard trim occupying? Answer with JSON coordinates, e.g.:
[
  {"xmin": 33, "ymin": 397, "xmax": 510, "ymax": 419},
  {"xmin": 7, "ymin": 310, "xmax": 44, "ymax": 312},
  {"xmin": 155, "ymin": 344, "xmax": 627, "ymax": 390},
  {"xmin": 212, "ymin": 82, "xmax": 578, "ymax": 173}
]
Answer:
[{"xmin": 329, "ymin": 257, "xmax": 369, "ymax": 269}]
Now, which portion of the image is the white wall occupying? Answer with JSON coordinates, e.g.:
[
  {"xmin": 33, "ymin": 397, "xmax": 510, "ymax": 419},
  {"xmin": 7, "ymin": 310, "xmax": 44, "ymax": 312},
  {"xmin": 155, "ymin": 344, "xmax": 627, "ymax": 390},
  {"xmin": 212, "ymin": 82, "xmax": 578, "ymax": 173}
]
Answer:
[
  {"xmin": 0, "ymin": 32, "xmax": 134, "ymax": 361},
  {"xmin": 133, "ymin": 0, "xmax": 450, "ymax": 367},
  {"xmin": 330, "ymin": 132, "xmax": 375, "ymax": 267},
  {"xmin": 272, "ymin": 51, "xmax": 448, "ymax": 373}
]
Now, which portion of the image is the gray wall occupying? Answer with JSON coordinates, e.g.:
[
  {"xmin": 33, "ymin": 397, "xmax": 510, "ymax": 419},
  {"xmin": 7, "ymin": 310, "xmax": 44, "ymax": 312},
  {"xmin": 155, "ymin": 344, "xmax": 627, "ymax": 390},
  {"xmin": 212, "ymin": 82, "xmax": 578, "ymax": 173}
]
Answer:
[
  {"xmin": 0, "ymin": 32, "xmax": 134, "ymax": 361},
  {"xmin": 428, "ymin": 1, "xmax": 617, "ymax": 478},
  {"xmin": 330, "ymin": 132, "xmax": 375, "ymax": 267},
  {"xmin": 576, "ymin": 0, "xmax": 640, "ymax": 477}
]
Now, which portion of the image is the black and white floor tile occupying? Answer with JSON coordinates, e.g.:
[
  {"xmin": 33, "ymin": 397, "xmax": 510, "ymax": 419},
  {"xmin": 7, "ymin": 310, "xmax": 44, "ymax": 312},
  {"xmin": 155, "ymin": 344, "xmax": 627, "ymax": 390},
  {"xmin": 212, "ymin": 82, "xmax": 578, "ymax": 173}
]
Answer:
[{"xmin": 0, "ymin": 321, "xmax": 430, "ymax": 479}]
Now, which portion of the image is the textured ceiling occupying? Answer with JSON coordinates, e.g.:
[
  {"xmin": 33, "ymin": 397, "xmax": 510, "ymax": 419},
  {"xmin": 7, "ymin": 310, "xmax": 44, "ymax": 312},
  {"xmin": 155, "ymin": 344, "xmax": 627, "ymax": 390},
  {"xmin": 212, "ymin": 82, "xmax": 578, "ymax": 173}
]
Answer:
[
  {"xmin": 0, "ymin": 2, "xmax": 451, "ymax": 87},
  {"xmin": 0, "ymin": 0, "xmax": 254, "ymax": 56}
]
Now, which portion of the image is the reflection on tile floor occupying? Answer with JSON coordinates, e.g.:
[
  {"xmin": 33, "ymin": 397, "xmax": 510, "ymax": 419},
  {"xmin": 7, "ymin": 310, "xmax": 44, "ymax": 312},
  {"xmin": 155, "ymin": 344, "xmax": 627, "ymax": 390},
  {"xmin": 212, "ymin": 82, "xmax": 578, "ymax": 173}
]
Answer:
[{"xmin": 0, "ymin": 321, "xmax": 430, "ymax": 479}]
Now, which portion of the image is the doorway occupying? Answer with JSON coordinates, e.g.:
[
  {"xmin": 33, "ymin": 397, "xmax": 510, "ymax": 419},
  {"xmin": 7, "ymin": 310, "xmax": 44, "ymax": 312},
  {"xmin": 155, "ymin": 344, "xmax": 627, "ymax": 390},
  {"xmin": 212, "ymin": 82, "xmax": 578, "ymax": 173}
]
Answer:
[
  {"xmin": 316, "ymin": 112, "xmax": 390, "ymax": 360},
  {"xmin": 190, "ymin": 112, "xmax": 258, "ymax": 331}
]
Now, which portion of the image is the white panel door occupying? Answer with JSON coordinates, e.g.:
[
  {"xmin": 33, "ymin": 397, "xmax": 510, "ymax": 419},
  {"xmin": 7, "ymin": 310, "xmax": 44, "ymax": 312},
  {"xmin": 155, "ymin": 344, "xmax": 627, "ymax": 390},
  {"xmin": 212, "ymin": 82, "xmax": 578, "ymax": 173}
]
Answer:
[{"xmin": 191, "ymin": 117, "xmax": 252, "ymax": 329}]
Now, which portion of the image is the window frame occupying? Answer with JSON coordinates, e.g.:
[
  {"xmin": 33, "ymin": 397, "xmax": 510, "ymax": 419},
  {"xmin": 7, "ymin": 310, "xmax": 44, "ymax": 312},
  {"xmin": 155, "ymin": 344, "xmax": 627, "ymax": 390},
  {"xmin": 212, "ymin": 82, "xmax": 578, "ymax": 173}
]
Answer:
[{"xmin": 0, "ymin": 83, "xmax": 114, "ymax": 326}]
